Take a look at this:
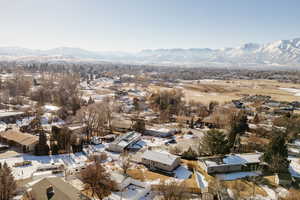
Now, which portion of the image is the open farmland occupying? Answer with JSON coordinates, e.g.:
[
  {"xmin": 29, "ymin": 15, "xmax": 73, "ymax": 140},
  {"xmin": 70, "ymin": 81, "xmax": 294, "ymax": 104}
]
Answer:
[{"xmin": 150, "ymin": 79, "xmax": 300, "ymax": 104}]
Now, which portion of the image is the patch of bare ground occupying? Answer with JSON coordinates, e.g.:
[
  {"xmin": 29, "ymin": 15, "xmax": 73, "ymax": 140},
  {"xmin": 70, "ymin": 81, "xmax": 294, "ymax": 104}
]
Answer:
[{"xmin": 224, "ymin": 179, "xmax": 268, "ymax": 198}]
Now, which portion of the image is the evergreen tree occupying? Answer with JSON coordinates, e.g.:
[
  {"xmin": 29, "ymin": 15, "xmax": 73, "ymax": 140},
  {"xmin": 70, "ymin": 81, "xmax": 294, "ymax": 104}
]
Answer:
[
  {"xmin": 253, "ymin": 113, "xmax": 260, "ymax": 124},
  {"xmin": 34, "ymin": 132, "xmax": 50, "ymax": 156},
  {"xmin": 228, "ymin": 111, "xmax": 249, "ymax": 148},
  {"xmin": 262, "ymin": 130, "xmax": 290, "ymax": 173},
  {"xmin": 88, "ymin": 96, "xmax": 95, "ymax": 105},
  {"xmin": 199, "ymin": 129, "xmax": 229, "ymax": 155},
  {"xmin": 50, "ymin": 143, "xmax": 59, "ymax": 155},
  {"xmin": 132, "ymin": 119, "xmax": 145, "ymax": 133},
  {"xmin": 182, "ymin": 147, "xmax": 198, "ymax": 160},
  {"xmin": 190, "ymin": 117, "xmax": 194, "ymax": 129},
  {"xmin": 208, "ymin": 101, "xmax": 219, "ymax": 114}
]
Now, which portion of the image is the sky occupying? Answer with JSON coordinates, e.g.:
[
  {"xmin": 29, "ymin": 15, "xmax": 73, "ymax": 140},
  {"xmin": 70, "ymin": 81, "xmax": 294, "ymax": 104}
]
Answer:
[{"xmin": 0, "ymin": 0, "xmax": 300, "ymax": 52}]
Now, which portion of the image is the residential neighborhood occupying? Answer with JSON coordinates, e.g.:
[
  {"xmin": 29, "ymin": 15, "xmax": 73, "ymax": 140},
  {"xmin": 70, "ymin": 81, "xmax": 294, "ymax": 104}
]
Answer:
[{"xmin": 0, "ymin": 66, "xmax": 300, "ymax": 200}]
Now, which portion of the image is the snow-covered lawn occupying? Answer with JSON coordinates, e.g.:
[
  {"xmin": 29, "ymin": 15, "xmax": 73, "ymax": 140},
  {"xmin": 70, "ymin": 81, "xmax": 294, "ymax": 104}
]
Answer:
[
  {"xmin": 141, "ymin": 137, "xmax": 166, "ymax": 147},
  {"xmin": 195, "ymin": 172, "xmax": 208, "ymax": 189},
  {"xmin": 43, "ymin": 104, "xmax": 61, "ymax": 112},
  {"xmin": 279, "ymin": 88, "xmax": 300, "ymax": 96},
  {"xmin": 174, "ymin": 165, "xmax": 192, "ymax": 179},
  {"xmin": 0, "ymin": 121, "xmax": 7, "ymax": 132},
  {"xmin": 215, "ymin": 171, "xmax": 262, "ymax": 181},
  {"xmin": 110, "ymin": 184, "xmax": 149, "ymax": 200},
  {"xmin": 261, "ymin": 185, "xmax": 277, "ymax": 200},
  {"xmin": 288, "ymin": 157, "xmax": 300, "ymax": 178}
]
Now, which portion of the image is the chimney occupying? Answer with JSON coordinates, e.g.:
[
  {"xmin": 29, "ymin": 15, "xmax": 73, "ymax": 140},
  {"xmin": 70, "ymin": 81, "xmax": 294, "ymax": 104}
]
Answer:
[{"xmin": 46, "ymin": 185, "xmax": 55, "ymax": 200}]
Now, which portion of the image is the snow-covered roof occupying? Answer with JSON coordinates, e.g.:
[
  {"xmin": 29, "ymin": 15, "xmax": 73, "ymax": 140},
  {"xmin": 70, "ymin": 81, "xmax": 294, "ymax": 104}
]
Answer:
[
  {"xmin": 202, "ymin": 153, "xmax": 262, "ymax": 167},
  {"xmin": 0, "ymin": 121, "xmax": 7, "ymax": 132},
  {"xmin": 223, "ymin": 153, "xmax": 262, "ymax": 165},
  {"xmin": 142, "ymin": 151, "xmax": 179, "ymax": 166},
  {"xmin": 0, "ymin": 110, "xmax": 24, "ymax": 118},
  {"xmin": 43, "ymin": 104, "xmax": 60, "ymax": 112}
]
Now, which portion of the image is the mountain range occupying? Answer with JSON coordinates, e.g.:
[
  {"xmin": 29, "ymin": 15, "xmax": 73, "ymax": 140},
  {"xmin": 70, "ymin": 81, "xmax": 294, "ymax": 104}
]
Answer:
[{"xmin": 0, "ymin": 38, "xmax": 300, "ymax": 67}]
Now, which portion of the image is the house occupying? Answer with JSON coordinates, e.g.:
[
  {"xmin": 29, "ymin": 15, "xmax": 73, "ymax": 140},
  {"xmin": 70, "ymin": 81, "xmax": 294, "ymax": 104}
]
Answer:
[
  {"xmin": 290, "ymin": 101, "xmax": 300, "ymax": 110},
  {"xmin": 141, "ymin": 151, "xmax": 181, "ymax": 172},
  {"xmin": 0, "ymin": 110, "xmax": 25, "ymax": 123},
  {"xmin": 52, "ymin": 122, "xmax": 87, "ymax": 136},
  {"xmin": 144, "ymin": 127, "xmax": 176, "ymax": 137},
  {"xmin": 27, "ymin": 177, "xmax": 90, "ymax": 200},
  {"xmin": 199, "ymin": 153, "xmax": 262, "ymax": 174},
  {"xmin": 111, "ymin": 119, "xmax": 132, "ymax": 133},
  {"xmin": 109, "ymin": 172, "xmax": 151, "ymax": 200},
  {"xmin": 52, "ymin": 123, "xmax": 85, "ymax": 153},
  {"xmin": 0, "ymin": 121, "xmax": 7, "ymax": 132},
  {"xmin": 0, "ymin": 129, "xmax": 38, "ymax": 152},
  {"xmin": 107, "ymin": 131, "xmax": 141, "ymax": 152},
  {"xmin": 0, "ymin": 143, "xmax": 9, "ymax": 152},
  {"xmin": 265, "ymin": 101, "xmax": 281, "ymax": 108},
  {"xmin": 288, "ymin": 140, "xmax": 300, "ymax": 157},
  {"xmin": 65, "ymin": 122, "xmax": 87, "ymax": 135},
  {"xmin": 273, "ymin": 108, "xmax": 293, "ymax": 115}
]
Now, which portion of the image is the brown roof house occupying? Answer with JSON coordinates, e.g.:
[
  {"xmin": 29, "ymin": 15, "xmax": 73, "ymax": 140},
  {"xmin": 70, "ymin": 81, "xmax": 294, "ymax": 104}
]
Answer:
[
  {"xmin": 28, "ymin": 177, "xmax": 90, "ymax": 200},
  {"xmin": 0, "ymin": 129, "xmax": 38, "ymax": 152}
]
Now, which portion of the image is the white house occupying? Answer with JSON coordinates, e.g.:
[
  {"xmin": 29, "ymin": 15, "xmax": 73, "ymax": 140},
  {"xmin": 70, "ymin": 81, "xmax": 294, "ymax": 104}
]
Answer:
[
  {"xmin": 141, "ymin": 150, "xmax": 181, "ymax": 172},
  {"xmin": 107, "ymin": 131, "xmax": 141, "ymax": 152}
]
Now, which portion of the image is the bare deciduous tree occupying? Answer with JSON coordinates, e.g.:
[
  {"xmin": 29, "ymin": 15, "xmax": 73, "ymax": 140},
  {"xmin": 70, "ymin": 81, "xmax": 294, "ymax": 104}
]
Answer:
[
  {"xmin": 0, "ymin": 163, "xmax": 16, "ymax": 200},
  {"xmin": 80, "ymin": 163, "xmax": 116, "ymax": 200},
  {"xmin": 156, "ymin": 180, "xmax": 191, "ymax": 200},
  {"xmin": 120, "ymin": 151, "xmax": 132, "ymax": 176}
]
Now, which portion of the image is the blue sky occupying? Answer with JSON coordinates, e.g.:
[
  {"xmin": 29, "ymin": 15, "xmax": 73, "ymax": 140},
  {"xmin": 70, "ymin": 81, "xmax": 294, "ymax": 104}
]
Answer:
[{"xmin": 0, "ymin": 0, "xmax": 299, "ymax": 52}]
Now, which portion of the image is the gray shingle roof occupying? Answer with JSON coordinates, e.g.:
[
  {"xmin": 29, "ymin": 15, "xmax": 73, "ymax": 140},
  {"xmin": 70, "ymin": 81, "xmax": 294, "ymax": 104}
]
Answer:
[
  {"xmin": 31, "ymin": 177, "xmax": 81, "ymax": 200},
  {"xmin": 142, "ymin": 151, "xmax": 179, "ymax": 166}
]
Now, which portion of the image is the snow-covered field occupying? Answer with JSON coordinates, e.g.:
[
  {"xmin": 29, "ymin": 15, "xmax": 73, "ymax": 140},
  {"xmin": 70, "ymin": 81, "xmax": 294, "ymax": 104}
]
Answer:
[
  {"xmin": 195, "ymin": 172, "xmax": 208, "ymax": 189},
  {"xmin": 279, "ymin": 87, "xmax": 300, "ymax": 96},
  {"xmin": 215, "ymin": 171, "xmax": 262, "ymax": 181}
]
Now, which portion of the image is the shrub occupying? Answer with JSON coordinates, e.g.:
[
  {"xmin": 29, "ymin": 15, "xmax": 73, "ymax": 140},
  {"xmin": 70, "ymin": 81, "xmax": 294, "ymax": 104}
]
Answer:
[{"xmin": 182, "ymin": 147, "xmax": 198, "ymax": 160}]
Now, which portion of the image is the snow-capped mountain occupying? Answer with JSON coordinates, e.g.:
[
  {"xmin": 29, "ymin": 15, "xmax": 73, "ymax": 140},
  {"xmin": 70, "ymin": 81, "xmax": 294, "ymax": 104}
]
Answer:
[{"xmin": 0, "ymin": 38, "xmax": 300, "ymax": 67}]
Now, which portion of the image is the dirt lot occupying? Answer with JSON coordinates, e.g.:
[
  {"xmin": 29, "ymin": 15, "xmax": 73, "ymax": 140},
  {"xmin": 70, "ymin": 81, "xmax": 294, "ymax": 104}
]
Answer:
[{"xmin": 150, "ymin": 79, "xmax": 300, "ymax": 104}]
